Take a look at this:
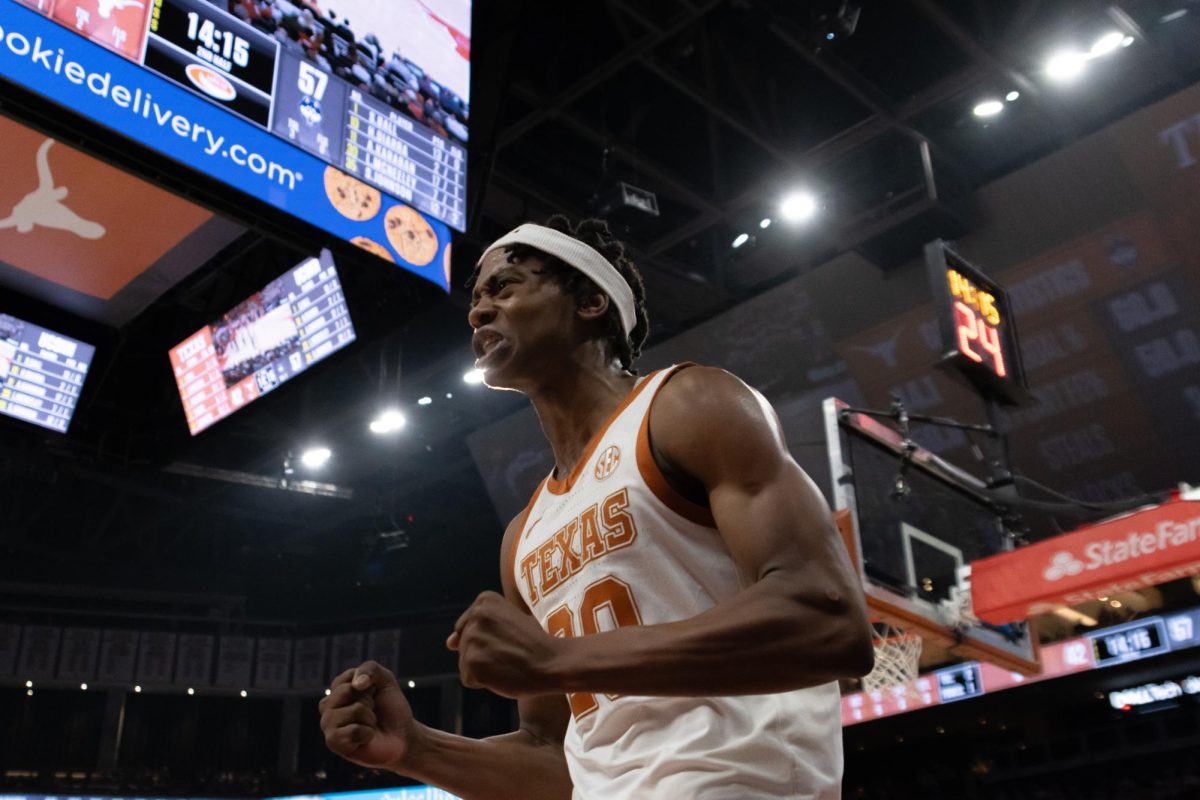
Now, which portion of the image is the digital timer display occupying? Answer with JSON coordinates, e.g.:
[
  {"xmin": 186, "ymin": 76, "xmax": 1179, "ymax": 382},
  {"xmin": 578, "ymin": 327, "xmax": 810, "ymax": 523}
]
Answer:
[
  {"xmin": 925, "ymin": 240, "xmax": 1027, "ymax": 403},
  {"xmin": 1088, "ymin": 618, "xmax": 1170, "ymax": 667},
  {"xmin": 948, "ymin": 268, "xmax": 1008, "ymax": 377},
  {"xmin": 145, "ymin": 0, "xmax": 279, "ymax": 125}
]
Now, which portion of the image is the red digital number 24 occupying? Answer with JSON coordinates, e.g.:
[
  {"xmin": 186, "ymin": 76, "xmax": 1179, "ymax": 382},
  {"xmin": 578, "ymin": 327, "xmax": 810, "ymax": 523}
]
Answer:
[{"xmin": 954, "ymin": 300, "xmax": 1007, "ymax": 377}]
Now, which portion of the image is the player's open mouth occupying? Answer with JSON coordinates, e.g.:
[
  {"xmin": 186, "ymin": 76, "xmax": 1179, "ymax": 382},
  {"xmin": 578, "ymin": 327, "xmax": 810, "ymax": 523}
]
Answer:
[{"xmin": 472, "ymin": 329, "xmax": 503, "ymax": 359}]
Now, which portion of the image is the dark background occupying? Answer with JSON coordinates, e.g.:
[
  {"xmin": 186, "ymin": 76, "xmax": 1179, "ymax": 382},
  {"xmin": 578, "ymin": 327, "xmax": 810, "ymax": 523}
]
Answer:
[{"xmin": 2, "ymin": 0, "xmax": 1200, "ymax": 797}]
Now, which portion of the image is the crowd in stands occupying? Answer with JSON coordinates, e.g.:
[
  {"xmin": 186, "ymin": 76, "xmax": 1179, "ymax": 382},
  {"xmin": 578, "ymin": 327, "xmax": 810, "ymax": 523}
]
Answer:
[{"xmin": 211, "ymin": 0, "xmax": 469, "ymax": 143}]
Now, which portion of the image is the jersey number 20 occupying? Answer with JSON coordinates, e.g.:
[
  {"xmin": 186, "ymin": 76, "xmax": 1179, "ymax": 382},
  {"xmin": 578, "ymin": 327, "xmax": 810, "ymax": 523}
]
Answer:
[{"xmin": 545, "ymin": 576, "xmax": 643, "ymax": 720}]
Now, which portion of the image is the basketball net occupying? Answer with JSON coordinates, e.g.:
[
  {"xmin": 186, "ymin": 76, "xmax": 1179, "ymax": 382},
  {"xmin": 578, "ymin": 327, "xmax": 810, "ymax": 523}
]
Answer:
[{"xmin": 861, "ymin": 622, "xmax": 923, "ymax": 694}]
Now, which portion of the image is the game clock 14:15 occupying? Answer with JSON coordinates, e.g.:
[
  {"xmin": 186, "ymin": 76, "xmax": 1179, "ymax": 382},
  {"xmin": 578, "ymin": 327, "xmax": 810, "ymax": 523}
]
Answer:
[{"xmin": 145, "ymin": 0, "xmax": 278, "ymax": 124}]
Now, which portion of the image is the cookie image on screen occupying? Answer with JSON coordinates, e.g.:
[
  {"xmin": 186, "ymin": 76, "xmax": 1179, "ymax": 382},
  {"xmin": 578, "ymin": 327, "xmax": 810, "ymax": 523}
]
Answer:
[
  {"xmin": 324, "ymin": 167, "xmax": 382, "ymax": 221},
  {"xmin": 385, "ymin": 204, "xmax": 438, "ymax": 266},
  {"xmin": 351, "ymin": 236, "xmax": 395, "ymax": 263}
]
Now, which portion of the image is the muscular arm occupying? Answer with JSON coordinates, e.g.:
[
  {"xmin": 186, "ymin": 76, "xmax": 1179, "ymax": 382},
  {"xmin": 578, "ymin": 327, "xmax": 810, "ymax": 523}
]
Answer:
[
  {"xmin": 397, "ymin": 692, "xmax": 571, "ymax": 800},
  {"xmin": 322, "ymin": 516, "xmax": 573, "ymax": 800},
  {"xmin": 545, "ymin": 366, "xmax": 874, "ymax": 695}
]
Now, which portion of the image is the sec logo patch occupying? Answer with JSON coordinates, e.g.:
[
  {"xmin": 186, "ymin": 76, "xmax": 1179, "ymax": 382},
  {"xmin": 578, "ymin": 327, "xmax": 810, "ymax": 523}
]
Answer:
[{"xmin": 594, "ymin": 445, "xmax": 620, "ymax": 481}]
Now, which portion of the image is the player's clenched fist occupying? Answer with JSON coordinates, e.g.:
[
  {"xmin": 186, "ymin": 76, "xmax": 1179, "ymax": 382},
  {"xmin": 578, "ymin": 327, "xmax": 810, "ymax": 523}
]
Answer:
[
  {"xmin": 319, "ymin": 661, "xmax": 420, "ymax": 769},
  {"xmin": 447, "ymin": 590, "xmax": 566, "ymax": 697}
]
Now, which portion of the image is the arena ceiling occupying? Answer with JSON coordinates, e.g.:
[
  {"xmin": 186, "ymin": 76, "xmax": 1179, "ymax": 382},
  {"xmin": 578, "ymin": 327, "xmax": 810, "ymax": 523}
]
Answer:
[{"xmin": 1, "ymin": 0, "xmax": 1198, "ymax": 627}]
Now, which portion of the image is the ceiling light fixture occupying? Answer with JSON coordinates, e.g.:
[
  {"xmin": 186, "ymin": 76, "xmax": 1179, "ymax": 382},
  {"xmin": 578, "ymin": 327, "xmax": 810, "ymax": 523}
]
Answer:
[
  {"xmin": 1160, "ymin": 9, "xmax": 1187, "ymax": 23},
  {"xmin": 759, "ymin": 218, "xmax": 772, "ymax": 229},
  {"xmin": 1090, "ymin": 31, "xmax": 1125, "ymax": 56},
  {"xmin": 417, "ymin": 396, "xmax": 432, "ymax": 406},
  {"xmin": 780, "ymin": 192, "xmax": 818, "ymax": 223},
  {"xmin": 973, "ymin": 99, "xmax": 1004, "ymax": 117},
  {"xmin": 463, "ymin": 368, "xmax": 485, "ymax": 384},
  {"xmin": 300, "ymin": 447, "xmax": 332, "ymax": 468},
  {"xmin": 731, "ymin": 233, "xmax": 750, "ymax": 248},
  {"xmin": 1006, "ymin": 90, "xmax": 1020, "ymax": 102},
  {"xmin": 369, "ymin": 409, "xmax": 407, "ymax": 434},
  {"xmin": 1045, "ymin": 50, "xmax": 1087, "ymax": 82}
]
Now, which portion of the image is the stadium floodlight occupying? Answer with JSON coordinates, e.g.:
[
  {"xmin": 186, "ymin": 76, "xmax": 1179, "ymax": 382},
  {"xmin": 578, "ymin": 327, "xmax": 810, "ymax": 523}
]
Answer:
[
  {"xmin": 780, "ymin": 192, "xmax": 818, "ymax": 223},
  {"xmin": 1090, "ymin": 31, "xmax": 1125, "ymax": 56},
  {"xmin": 301, "ymin": 447, "xmax": 332, "ymax": 468},
  {"xmin": 370, "ymin": 409, "xmax": 407, "ymax": 434},
  {"xmin": 973, "ymin": 99, "xmax": 1004, "ymax": 117},
  {"xmin": 1046, "ymin": 50, "xmax": 1087, "ymax": 82}
]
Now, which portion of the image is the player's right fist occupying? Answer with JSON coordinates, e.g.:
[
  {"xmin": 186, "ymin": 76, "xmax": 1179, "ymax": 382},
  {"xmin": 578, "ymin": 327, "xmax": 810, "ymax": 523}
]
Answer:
[{"xmin": 318, "ymin": 660, "xmax": 418, "ymax": 770}]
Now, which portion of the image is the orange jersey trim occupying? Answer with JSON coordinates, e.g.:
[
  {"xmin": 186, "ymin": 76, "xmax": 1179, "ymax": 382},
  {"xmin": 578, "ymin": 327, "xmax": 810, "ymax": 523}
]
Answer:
[
  {"xmin": 544, "ymin": 371, "xmax": 661, "ymax": 496},
  {"xmin": 636, "ymin": 366, "xmax": 717, "ymax": 528},
  {"xmin": 507, "ymin": 478, "xmax": 547, "ymax": 604}
]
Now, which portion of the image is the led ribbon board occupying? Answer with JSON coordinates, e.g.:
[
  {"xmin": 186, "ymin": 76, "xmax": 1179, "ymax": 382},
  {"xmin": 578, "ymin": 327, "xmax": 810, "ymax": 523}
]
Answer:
[
  {"xmin": 925, "ymin": 239, "xmax": 1027, "ymax": 403},
  {"xmin": 0, "ymin": 312, "xmax": 93, "ymax": 432},
  {"xmin": 169, "ymin": 250, "xmax": 354, "ymax": 435},
  {"xmin": 0, "ymin": 0, "xmax": 466, "ymax": 287}
]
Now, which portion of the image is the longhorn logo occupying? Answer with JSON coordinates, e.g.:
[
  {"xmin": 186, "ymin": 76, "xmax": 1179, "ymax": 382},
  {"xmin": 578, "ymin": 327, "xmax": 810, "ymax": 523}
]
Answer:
[
  {"xmin": 849, "ymin": 327, "xmax": 904, "ymax": 368},
  {"xmin": 96, "ymin": 0, "xmax": 145, "ymax": 19},
  {"xmin": 0, "ymin": 140, "xmax": 106, "ymax": 240}
]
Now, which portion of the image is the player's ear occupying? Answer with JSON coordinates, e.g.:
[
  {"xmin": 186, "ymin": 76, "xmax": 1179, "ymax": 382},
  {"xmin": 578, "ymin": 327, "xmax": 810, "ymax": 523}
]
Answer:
[{"xmin": 576, "ymin": 289, "xmax": 610, "ymax": 324}]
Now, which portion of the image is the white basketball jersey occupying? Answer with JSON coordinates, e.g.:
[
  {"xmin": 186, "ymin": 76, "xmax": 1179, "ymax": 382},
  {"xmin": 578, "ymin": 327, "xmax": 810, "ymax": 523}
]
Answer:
[{"xmin": 511, "ymin": 365, "xmax": 842, "ymax": 800}]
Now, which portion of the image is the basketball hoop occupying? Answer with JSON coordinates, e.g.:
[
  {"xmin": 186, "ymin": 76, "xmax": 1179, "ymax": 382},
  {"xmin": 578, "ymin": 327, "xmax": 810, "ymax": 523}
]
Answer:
[{"xmin": 861, "ymin": 622, "xmax": 923, "ymax": 693}]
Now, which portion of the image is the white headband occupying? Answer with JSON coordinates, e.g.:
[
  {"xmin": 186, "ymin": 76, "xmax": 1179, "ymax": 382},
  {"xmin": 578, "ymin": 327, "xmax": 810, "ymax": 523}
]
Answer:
[{"xmin": 478, "ymin": 224, "xmax": 637, "ymax": 336}]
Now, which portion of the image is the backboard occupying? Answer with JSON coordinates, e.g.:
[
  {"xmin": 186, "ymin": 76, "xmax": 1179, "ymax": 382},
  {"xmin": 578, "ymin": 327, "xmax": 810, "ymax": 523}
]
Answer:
[{"xmin": 823, "ymin": 397, "xmax": 1041, "ymax": 674}]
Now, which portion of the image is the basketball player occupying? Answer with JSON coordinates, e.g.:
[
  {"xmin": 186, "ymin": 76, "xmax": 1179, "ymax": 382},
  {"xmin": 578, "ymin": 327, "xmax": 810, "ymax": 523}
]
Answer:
[{"xmin": 320, "ymin": 216, "xmax": 874, "ymax": 798}]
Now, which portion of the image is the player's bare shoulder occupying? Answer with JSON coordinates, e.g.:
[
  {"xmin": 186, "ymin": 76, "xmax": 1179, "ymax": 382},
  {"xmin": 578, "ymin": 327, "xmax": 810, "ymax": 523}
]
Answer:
[
  {"xmin": 651, "ymin": 366, "xmax": 789, "ymax": 482},
  {"xmin": 652, "ymin": 366, "xmax": 776, "ymax": 437}
]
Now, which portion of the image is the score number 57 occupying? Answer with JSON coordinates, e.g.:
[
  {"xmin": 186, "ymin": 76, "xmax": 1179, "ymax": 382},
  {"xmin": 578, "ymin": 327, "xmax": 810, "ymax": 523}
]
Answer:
[
  {"xmin": 297, "ymin": 61, "xmax": 329, "ymax": 99},
  {"xmin": 954, "ymin": 301, "xmax": 1007, "ymax": 377}
]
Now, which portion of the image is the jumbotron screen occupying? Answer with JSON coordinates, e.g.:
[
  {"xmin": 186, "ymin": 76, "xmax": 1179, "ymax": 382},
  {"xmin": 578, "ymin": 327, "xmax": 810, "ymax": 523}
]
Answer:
[
  {"xmin": 0, "ymin": 312, "xmax": 94, "ymax": 433},
  {"xmin": 169, "ymin": 250, "xmax": 354, "ymax": 435},
  {"xmin": 0, "ymin": 0, "xmax": 467, "ymax": 288}
]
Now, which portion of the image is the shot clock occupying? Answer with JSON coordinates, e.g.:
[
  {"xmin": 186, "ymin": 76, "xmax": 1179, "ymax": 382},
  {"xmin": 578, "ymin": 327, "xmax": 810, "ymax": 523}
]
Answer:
[{"xmin": 925, "ymin": 239, "xmax": 1028, "ymax": 404}]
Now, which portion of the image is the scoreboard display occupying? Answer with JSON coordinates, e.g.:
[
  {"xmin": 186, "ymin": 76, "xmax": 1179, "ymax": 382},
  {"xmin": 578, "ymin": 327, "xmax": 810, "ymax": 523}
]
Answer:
[
  {"xmin": 1088, "ymin": 617, "xmax": 1170, "ymax": 667},
  {"xmin": 0, "ymin": 313, "xmax": 94, "ymax": 433},
  {"xmin": 925, "ymin": 239, "xmax": 1027, "ymax": 403},
  {"xmin": 0, "ymin": 0, "xmax": 469, "ymax": 287},
  {"xmin": 144, "ymin": 0, "xmax": 280, "ymax": 126},
  {"xmin": 169, "ymin": 250, "xmax": 354, "ymax": 435}
]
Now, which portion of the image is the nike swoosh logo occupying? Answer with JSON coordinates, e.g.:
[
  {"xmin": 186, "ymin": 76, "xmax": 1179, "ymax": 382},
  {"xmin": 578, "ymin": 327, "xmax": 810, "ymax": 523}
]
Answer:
[{"xmin": 522, "ymin": 516, "xmax": 542, "ymax": 541}]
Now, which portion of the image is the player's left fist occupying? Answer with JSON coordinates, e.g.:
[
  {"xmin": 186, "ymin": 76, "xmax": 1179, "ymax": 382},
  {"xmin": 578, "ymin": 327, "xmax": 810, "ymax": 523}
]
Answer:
[{"xmin": 447, "ymin": 591, "xmax": 565, "ymax": 697}]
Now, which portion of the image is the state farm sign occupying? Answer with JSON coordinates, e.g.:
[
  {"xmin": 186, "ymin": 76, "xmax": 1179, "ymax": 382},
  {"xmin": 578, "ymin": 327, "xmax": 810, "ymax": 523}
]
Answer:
[{"xmin": 971, "ymin": 499, "xmax": 1200, "ymax": 625}]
